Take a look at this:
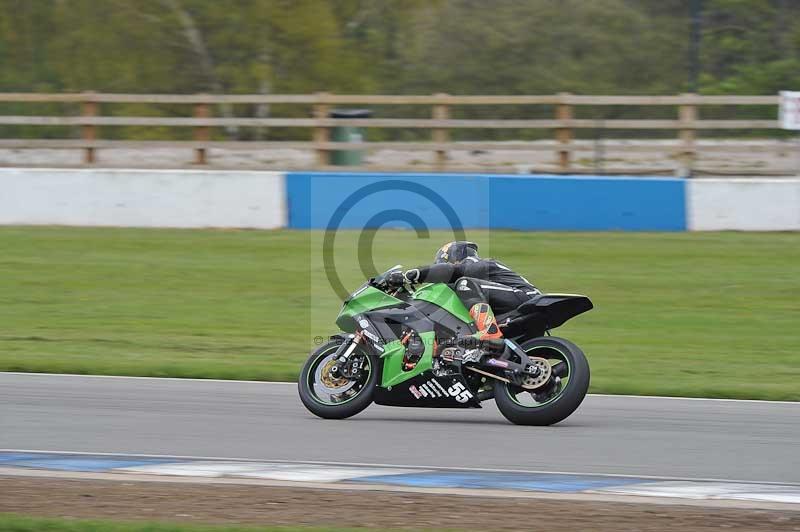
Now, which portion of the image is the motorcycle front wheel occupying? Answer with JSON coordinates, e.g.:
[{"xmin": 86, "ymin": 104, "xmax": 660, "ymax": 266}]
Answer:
[
  {"xmin": 298, "ymin": 339, "xmax": 378, "ymax": 419},
  {"xmin": 493, "ymin": 336, "xmax": 590, "ymax": 426}
]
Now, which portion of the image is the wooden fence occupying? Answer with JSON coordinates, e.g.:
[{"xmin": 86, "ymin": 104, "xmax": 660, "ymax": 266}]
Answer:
[{"xmin": 0, "ymin": 92, "xmax": 786, "ymax": 174}]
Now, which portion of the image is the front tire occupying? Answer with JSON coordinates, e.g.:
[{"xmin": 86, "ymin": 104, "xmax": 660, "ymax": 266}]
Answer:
[
  {"xmin": 494, "ymin": 337, "xmax": 589, "ymax": 426},
  {"xmin": 298, "ymin": 339, "xmax": 378, "ymax": 419}
]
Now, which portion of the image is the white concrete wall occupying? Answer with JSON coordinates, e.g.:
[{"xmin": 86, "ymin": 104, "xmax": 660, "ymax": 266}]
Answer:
[
  {"xmin": 0, "ymin": 168, "xmax": 285, "ymax": 228},
  {"xmin": 3, "ymin": 169, "xmax": 799, "ymax": 232},
  {"xmin": 688, "ymin": 178, "xmax": 800, "ymax": 231}
]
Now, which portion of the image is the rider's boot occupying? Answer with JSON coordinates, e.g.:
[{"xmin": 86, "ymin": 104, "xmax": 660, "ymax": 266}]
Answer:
[{"xmin": 455, "ymin": 303, "xmax": 505, "ymax": 362}]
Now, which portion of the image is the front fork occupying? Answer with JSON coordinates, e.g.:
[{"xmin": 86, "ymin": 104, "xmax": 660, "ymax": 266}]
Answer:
[{"xmin": 329, "ymin": 333, "xmax": 365, "ymax": 380}]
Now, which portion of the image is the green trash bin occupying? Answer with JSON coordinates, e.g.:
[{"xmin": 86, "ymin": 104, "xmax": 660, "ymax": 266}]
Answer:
[{"xmin": 330, "ymin": 109, "xmax": 371, "ymax": 166}]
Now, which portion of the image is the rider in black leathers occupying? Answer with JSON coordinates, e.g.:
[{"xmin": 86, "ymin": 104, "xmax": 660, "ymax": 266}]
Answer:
[{"xmin": 389, "ymin": 241, "xmax": 541, "ymax": 355}]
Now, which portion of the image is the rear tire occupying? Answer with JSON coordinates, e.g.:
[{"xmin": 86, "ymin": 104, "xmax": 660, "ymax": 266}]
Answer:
[
  {"xmin": 298, "ymin": 340, "xmax": 378, "ymax": 420},
  {"xmin": 493, "ymin": 337, "xmax": 589, "ymax": 426}
]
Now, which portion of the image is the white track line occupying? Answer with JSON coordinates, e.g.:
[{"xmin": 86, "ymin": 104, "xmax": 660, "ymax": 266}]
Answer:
[
  {"xmin": 2, "ymin": 372, "xmax": 797, "ymax": 404},
  {"xmin": 587, "ymin": 393, "xmax": 800, "ymax": 405},
  {"xmin": 0, "ymin": 372, "xmax": 295, "ymax": 385},
  {"xmin": 3, "ymin": 448, "xmax": 799, "ymax": 487}
]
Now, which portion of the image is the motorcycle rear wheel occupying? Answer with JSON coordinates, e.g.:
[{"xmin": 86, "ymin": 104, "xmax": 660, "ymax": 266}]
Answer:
[
  {"xmin": 493, "ymin": 337, "xmax": 589, "ymax": 426},
  {"xmin": 298, "ymin": 339, "xmax": 378, "ymax": 419}
]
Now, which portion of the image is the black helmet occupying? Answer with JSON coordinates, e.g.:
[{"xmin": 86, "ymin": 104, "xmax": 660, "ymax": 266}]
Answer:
[{"xmin": 434, "ymin": 241, "xmax": 479, "ymax": 264}]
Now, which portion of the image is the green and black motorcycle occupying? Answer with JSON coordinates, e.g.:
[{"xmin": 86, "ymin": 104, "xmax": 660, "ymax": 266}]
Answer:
[{"xmin": 298, "ymin": 266, "xmax": 593, "ymax": 425}]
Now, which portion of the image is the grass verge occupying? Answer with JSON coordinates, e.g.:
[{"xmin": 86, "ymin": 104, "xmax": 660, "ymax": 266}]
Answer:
[{"xmin": 0, "ymin": 226, "xmax": 798, "ymax": 400}]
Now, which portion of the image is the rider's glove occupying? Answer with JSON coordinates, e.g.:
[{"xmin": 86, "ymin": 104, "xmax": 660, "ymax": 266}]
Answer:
[
  {"xmin": 403, "ymin": 268, "xmax": 421, "ymax": 284},
  {"xmin": 386, "ymin": 270, "xmax": 405, "ymax": 287}
]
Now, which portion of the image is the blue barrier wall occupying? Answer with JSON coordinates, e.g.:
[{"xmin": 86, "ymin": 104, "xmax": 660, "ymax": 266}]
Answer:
[
  {"xmin": 286, "ymin": 172, "xmax": 686, "ymax": 231},
  {"xmin": 488, "ymin": 175, "xmax": 686, "ymax": 231}
]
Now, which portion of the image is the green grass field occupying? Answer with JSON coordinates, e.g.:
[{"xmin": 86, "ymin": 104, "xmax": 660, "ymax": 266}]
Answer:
[{"xmin": 0, "ymin": 226, "xmax": 798, "ymax": 400}]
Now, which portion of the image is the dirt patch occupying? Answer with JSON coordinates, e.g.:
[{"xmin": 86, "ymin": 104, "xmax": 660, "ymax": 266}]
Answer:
[{"xmin": 1, "ymin": 477, "xmax": 799, "ymax": 531}]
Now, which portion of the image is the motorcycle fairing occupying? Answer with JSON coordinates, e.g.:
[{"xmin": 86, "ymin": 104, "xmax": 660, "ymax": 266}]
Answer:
[
  {"xmin": 501, "ymin": 293, "xmax": 593, "ymax": 339},
  {"xmin": 409, "ymin": 300, "xmax": 475, "ymax": 339},
  {"xmin": 353, "ymin": 284, "xmax": 478, "ymax": 389},
  {"xmin": 379, "ymin": 330, "xmax": 435, "ymax": 388},
  {"xmin": 373, "ymin": 371, "xmax": 480, "ymax": 408},
  {"xmin": 364, "ymin": 293, "xmax": 480, "ymax": 388},
  {"xmin": 412, "ymin": 283, "xmax": 473, "ymax": 324},
  {"xmin": 336, "ymin": 285, "xmax": 403, "ymax": 332},
  {"xmin": 363, "ymin": 305, "xmax": 433, "ymax": 341}
]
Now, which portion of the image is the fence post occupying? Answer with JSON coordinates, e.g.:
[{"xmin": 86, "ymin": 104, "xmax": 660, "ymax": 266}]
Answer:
[
  {"xmin": 555, "ymin": 92, "xmax": 573, "ymax": 172},
  {"xmin": 81, "ymin": 93, "xmax": 98, "ymax": 164},
  {"xmin": 432, "ymin": 93, "xmax": 450, "ymax": 170},
  {"xmin": 193, "ymin": 100, "xmax": 210, "ymax": 165},
  {"xmin": 678, "ymin": 93, "xmax": 697, "ymax": 177},
  {"xmin": 313, "ymin": 92, "xmax": 331, "ymax": 167}
]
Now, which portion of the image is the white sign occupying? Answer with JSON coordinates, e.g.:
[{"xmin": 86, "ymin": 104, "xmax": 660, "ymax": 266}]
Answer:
[{"xmin": 779, "ymin": 91, "xmax": 800, "ymax": 130}]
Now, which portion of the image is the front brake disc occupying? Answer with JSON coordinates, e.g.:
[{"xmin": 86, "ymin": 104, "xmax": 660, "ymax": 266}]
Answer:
[{"xmin": 316, "ymin": 355, "xmax": 357, "ymax": 394}]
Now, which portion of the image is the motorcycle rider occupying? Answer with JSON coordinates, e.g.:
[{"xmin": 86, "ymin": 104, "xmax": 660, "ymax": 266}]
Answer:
[{"xmin": 388, "ymin": 241, "xmax": 541, "ymax": 358}]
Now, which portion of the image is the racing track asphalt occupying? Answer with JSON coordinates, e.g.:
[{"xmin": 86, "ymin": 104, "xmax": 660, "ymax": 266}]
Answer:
[{"xmin": 1, "ymin": 373, "xmax": 799, "ymax": 484}]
